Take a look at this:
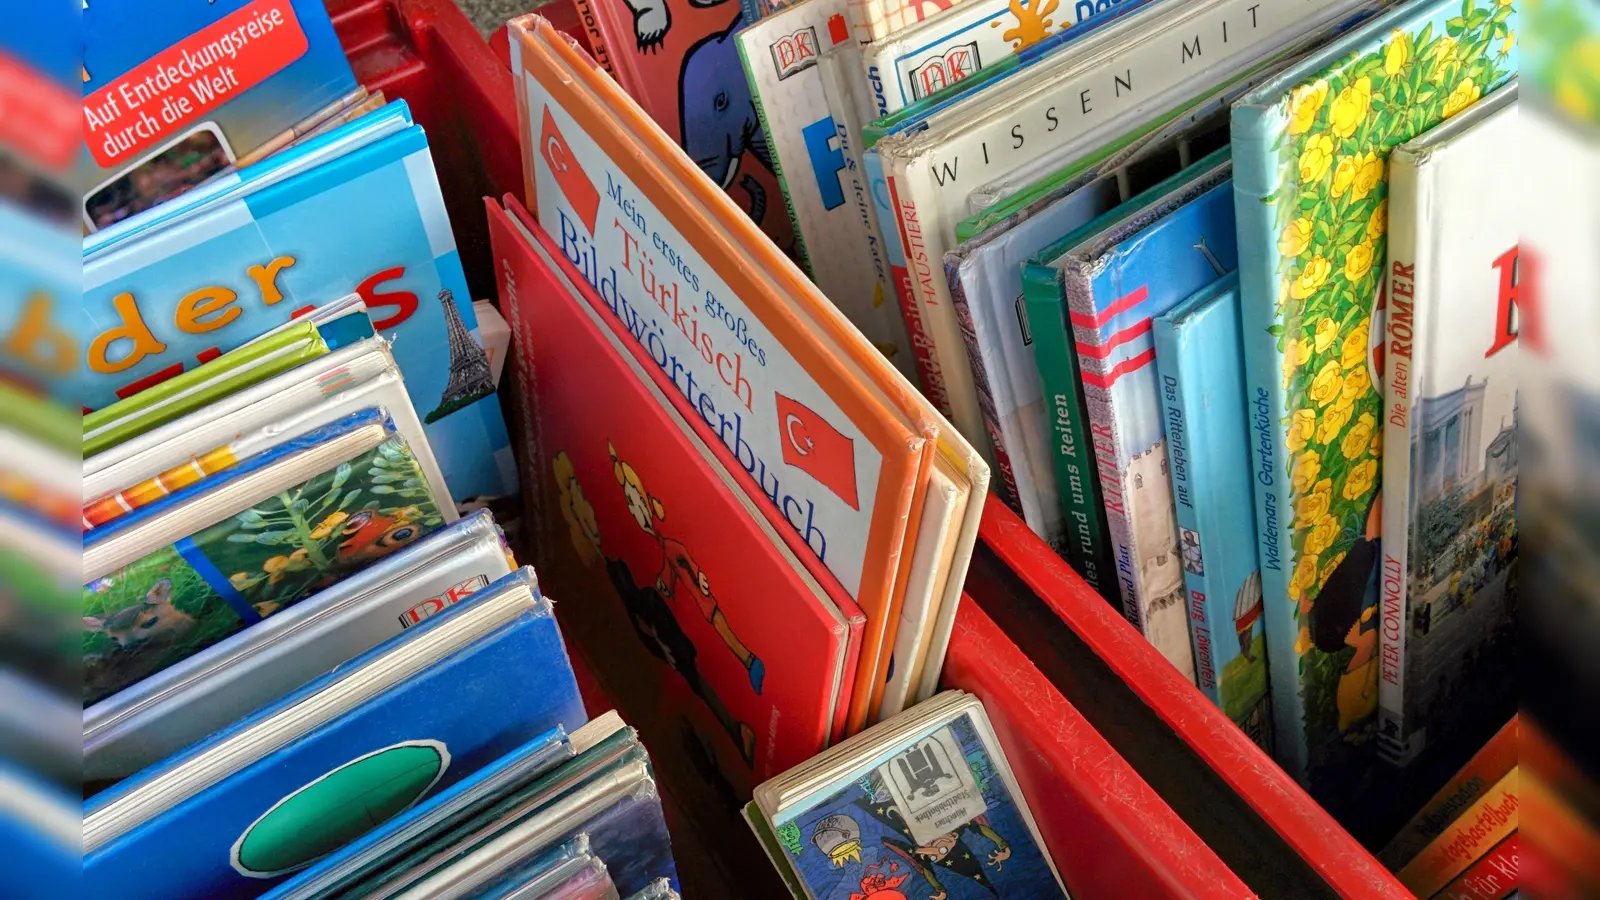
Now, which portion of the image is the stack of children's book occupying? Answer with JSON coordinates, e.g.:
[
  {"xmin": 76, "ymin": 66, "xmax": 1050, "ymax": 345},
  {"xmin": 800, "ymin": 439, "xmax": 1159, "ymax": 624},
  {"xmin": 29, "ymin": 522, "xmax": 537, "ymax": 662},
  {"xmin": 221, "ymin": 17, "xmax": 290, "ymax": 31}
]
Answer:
[
  {"xmin": 518, "ymin": 0, "xmax": 1523, "ymax": 887},
  {"xmin": 79, "ymin": 3, "xmax": 681, "ymax": 898}
]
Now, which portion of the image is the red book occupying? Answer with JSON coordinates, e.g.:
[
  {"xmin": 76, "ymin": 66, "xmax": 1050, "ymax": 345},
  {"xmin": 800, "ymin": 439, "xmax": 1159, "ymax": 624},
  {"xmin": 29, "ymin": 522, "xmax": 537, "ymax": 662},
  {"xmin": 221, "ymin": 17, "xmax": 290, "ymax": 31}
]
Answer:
[
  {"xmin": 1434, "ymin": 833, "xmax": 1519, "ymax": 900},
  {"xmin": 489, "ymin": 197, "xmax": 861, "ymax": 795}
]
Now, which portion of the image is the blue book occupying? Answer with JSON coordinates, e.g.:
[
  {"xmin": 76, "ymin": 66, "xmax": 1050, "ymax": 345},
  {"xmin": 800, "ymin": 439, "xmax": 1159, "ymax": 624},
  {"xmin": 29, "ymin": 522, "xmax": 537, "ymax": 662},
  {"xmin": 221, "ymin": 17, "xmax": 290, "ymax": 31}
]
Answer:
[
  {"xmin": 83, "ymin": 567, "xmax": 586, "ymax": 900},
  {"xmin": 1153, "ymin": 274, "xmax": 1272, "ymax": 751},
  {"xmin": 82, "ymin": 121, "xmax": 517, "ymax": 506}
]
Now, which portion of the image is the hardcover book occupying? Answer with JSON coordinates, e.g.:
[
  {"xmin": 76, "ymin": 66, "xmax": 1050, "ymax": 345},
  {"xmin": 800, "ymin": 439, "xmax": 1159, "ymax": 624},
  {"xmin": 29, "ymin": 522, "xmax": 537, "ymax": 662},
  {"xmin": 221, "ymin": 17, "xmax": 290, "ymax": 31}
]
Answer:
[
  {"xmin": 84, "ymin": 510, "xmax": 516, "ymax": 788},
  {"xmin": 83, "ymin": 569, "xmax": 586, "ymax": 900},
  {"xmin": 1377, "ymin": 83, "xmax": 1518, "ymax": 767},
  {"xmin": 1154, "ymin": 274, "xmax": 1273, "ymax": 748},
  {"xmin": 844, "ymin": 0, "xmax": 980, "ymax": 45},
  {"xmin": 82, "ymin": 120, "xmax": 517, "ymax": 507},
  {"xmin": 1379, "ymin": 715, "xmax": 1517, "ymax": 870},
  {"xmin": 1397, "ymin": 767, "xmax": 1519, "ymax": 898},
  {"xmin": 1230, "ymin": 0, "xmax": 1516, "ymax": 797},
  {"xmin": 80, "ymin": 0, "xmax": 358, "ymax": 230},
  {"xmin": 82, "ymin": 410, "xmax": 447, "ymax": 704},
  {"xmin": 509, "ymin": 16, "xmax": 988, "ymax": 735}
]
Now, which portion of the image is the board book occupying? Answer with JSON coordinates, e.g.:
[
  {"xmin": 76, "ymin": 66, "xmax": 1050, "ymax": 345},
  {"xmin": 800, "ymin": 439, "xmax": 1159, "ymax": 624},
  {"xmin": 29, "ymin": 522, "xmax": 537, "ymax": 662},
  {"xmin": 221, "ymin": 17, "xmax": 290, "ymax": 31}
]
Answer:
[{"xmin": 1230, "ymin": 0, "xmax": 1517, "ymax": 800}]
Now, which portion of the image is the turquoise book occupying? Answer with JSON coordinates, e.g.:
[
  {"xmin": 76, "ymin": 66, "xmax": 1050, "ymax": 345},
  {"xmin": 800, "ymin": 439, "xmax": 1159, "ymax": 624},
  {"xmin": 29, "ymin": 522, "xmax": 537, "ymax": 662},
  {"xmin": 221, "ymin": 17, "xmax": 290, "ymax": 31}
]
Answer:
[
  {"xmin": 1153, "ymin": 274, "xmax": 1273, "ymax": 752},
  {"xmin": 1230, "ymin": 0, "xmax": 1516, "ymax": 808},
  {"xmin": 81, "ymin": 121, "xmax": 517, "ymax": 506}
]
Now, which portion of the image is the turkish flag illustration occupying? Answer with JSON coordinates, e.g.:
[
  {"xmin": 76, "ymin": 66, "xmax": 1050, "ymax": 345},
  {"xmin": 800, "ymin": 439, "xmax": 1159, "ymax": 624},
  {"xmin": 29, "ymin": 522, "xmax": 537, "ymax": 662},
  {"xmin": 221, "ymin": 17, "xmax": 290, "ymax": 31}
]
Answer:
[
  {"xmin": 776, "ymin": 393, "xmax": 859, "ymax": 510},
  {"xmin": 539, "ymin": 105, "xmax": 601, "ymax": 234}
]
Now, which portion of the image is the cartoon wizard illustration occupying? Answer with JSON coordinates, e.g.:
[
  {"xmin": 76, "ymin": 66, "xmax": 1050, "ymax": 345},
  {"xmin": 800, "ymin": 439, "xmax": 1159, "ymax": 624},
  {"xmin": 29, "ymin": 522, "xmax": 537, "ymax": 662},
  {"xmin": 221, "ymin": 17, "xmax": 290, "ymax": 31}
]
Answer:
[
  {"xmin": 851, "ymin": 778, "xmax": 1012, "ymax": 899},
  {"xmin": 1307, "ymin": 493, "xmax": 1382, "ymax": 736}
]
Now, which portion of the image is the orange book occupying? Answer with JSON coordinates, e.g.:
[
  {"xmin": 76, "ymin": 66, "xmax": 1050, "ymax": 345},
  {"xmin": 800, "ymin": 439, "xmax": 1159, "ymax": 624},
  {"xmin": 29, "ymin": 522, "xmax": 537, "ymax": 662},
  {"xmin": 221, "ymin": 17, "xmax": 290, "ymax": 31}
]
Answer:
[
  {"xmin": 1434, "ymin": 834, "xmax": 1519, "ymax": 900},
  {"xmin": 1381, "ymin": 716, "xmax": 1520, "ymax": 870},
  {"xmin": 1398, "ymin": 768, "xmax": 1519, "ymax": 899},
  {"xmin": 506, "ymin": 15, "xmax": 989, "ymax": 738}
]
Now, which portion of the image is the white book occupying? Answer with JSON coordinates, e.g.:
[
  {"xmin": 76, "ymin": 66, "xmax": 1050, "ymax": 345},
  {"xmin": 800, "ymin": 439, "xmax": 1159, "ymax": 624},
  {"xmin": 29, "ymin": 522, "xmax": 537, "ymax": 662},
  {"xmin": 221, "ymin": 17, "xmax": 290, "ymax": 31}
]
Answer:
[
  {"xmin": 738, "ymin": 0, "xmax": 918, "ymax": 381},
  {"xmin": 1378, "ymin": 85, "xmax": 1519, "ymax": 767},
  {"xmin": 876, "ymin": 0, "xmax": 1361, "ymax": 454}
]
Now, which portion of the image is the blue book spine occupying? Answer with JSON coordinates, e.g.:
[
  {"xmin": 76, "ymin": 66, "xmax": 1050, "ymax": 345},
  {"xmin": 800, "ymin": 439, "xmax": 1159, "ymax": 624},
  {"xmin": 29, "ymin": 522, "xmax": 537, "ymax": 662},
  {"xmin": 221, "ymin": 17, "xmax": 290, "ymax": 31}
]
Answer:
[{"xmin": 1153, "ymin": 274, "xmax": 1273, "ymax": 753}]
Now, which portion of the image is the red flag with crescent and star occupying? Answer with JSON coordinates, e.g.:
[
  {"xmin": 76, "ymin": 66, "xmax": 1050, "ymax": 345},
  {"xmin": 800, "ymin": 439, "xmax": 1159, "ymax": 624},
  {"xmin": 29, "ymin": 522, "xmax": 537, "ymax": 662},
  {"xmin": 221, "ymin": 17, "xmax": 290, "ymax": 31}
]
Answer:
[
  {"xmin": 776, "ymin": 393, "xmax": 859, "ymax": 510},
  {"xmin": 539, "ymin": 105, "xmax": 600, "ymax": 234}
]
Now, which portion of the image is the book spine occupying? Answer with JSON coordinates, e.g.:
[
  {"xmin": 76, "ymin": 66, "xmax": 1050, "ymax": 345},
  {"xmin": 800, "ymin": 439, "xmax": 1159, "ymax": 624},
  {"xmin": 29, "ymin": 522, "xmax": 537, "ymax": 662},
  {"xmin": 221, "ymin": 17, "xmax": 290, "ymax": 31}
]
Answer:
[
  {"xmin": 1435, "ymin": 834, "xmax": 1520, "ymax": 900},
  {"xmin": 845, "ymin": 0, "xmax": 892, "ymax": 42},
  {"xmin": 947, "ymin": 256, "xmax": 1024, "ymax": 514},
  {"xmin": 885, "ymin": 158, "xmax": 956, "ymax": 418},
  {"xmin": 738, "ymin": 38, "xmax": 816, "ymax": 277},
  {"xmin": 817, "ymin": 49, "xmax": 897, "ymax": 296},
  {"xmin": 1153, "ymin": 317, "xmax": 1221, "ymax": 703},
  {"xmin": 859, "ymin": 39, "xmax": 897, "ymax": 120},
  {"xmin": 742, "ymin": 0, "xmax": 763, "ymax": 24},
  {"xmin": 585, "ymin": 0, "xmax": 647, "ymax": 100},
  {"xmin": 1231, "ymin": 106, "xmax": 1306, "ymax": 779},
  {"xmin": 570, "ymin": 0, "xmax": 616, "ymax": 77},
  {"xmin": 1379, "ymin": 717, "xmax": 1520, "ymax": 870},
  {"xmin": 1023, "ymin": 262, "xmax": 1117, "ymax": 602},
  {"xmin": 1399, "ymin": 768, "xmax": 1519, "ymax": 899},
  {"xmin": 1378, "ymin": 147, "xmax": 1423, "ymax": 766}
]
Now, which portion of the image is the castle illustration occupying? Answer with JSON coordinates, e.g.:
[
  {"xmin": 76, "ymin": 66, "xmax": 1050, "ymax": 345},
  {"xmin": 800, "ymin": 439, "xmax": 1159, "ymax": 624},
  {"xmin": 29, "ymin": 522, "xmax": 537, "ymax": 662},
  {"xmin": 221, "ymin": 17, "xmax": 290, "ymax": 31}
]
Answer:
[{"xmin": 1410, "ymin": 376, "xmax": 1517, "ymax": 510}]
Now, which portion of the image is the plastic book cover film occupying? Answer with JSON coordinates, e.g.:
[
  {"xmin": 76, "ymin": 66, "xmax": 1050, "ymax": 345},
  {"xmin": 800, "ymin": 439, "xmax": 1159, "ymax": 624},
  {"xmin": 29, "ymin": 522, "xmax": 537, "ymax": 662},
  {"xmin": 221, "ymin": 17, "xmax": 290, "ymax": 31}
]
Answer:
[
  {"xmin": 1229, "ymin": 0, "xmax": 1516, "ymax": 793},
  {"xmin": 737, "ymin": 0, "xmax": 918, "ymax": 379},
  {"xmin": 85, "ymin": 576, "xmax": 584, "ymax": 900},
  {"xmin": 81, "ymin": 123, "xmax": 517, "ymax": 506},
  {"xmin": 583, "ymin": 0, "xmax": 797, "ymax": 251},
  {"xmin": 1153, "ymin": 275, "xmax": 1273, "ymax": 749},
  {"xmin": 80, "ymin": 0, "xmax": 358, "ymax": 231},
  {"xmin": 488, "ymin": 204, "xmax": 847, "ymax": 786},
  {"xmin": 772, "ymin": 711, "xmax": 1064, "ymax": 900},
  {"xmin": 81, "ymin": 414, "xmax": 447, "ymax": 705},
  {"xmin": 1378, "ymin": 88, "xmax": 1518, "ymax": 766},
  {"xmin": 1064, "ymin": 168, "xmax": 1237, "ymax": 682}
]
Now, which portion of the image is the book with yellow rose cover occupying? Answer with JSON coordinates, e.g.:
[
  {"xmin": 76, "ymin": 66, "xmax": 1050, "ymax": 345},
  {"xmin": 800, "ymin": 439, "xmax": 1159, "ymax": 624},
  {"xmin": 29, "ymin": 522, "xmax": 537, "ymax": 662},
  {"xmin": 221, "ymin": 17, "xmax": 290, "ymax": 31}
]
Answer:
[
  {"xmin": 1230, "ymin": 0, "xmax": 1516, "ymax": 807},
  {"xmin": 1376, "ymin": 83, "xmax": 1518, "ymax": 768}
]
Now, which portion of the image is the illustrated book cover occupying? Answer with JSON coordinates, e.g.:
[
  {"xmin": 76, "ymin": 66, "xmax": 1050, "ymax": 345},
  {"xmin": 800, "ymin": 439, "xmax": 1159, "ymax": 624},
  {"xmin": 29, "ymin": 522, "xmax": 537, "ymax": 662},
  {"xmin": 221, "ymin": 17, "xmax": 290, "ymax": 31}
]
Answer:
[
  {"xmin": 1230, "ymin": 0, "xmax": 1516, "ymax": 801},
  {"xmin": 81, "ymin": 409, "xmax": 447, "ymax": 705},
  {"xmin": 1153, "ymin": 273, "xmax": 1273, "ymax": 749},
  {"xmin": 80, "ymin": 0, "xmax": 358, "ymax": 230},
  {"xmin": 1377, "ymin": 83, "xmax": 1518, "ymax": 767},
  {"xmin": 83, "ymin": 569, "xmax": 586, "ymax": 900},
  {"xmin": 81, "ymin": 119, "xmax": 517, "ymax": 507},
  {"xmin": 84, "ymin": 509, "xmax": 516, "ymax": 788}
]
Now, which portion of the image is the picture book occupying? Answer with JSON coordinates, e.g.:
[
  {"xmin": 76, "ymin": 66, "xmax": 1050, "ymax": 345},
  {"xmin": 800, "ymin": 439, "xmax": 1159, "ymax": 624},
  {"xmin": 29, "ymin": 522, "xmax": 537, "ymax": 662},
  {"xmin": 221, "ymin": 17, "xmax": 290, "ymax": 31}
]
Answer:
[
  {"xmin": 1397, "ymin": 767, "xmax": 1519, "ymax": 898},
  {"xmin": 510, "ymin": 16, "xmax": 988, "ymax": 735},
  {"xmin": 81, "ymin": 120, "xmax": 517, "ymax": 507},
  {"xmin": 750, "ymin": 691, "xmax": 1066, "ymax": 900},
  {"xmin": 80, "ymin": 0, "xmax": 358, "ymax": 231},
  {"xmin": 737, "ymin": 0, "xmax": 920, "ymax": 382},
  {"xmin": 1154, "ymin": 274, "xmax": 1273, "ymax": 748},
  {"xmin": 82, "ymin": 410, "xmax": 448, "ymax": 705},
  {"xmin": 84, "ymin": 337, "xmax": 452, "ymax": 536},
  {"xmin": 874, "ymin": 0, "xmax": 1366, "ymax": 462},
  {"xmin": 83, "ymin": 569, "xmax": 586, "ymax": 900},
  {"xmin": 1380, "ymin": 715, "xmax": 1518, "ymax": 870},
  {"xmin": 1229, "ymin": 0, "xmax": 1516, "ymax": 797},
  {"xmin": 84, "ymin": 510, "xmax": 516, "ymax": 788},
  {"xmin": 489, "ymin": 200, "xmax": 853, "ymax": 789},
  {"xmin": 1378, "ymin": 84, "xmax": 1519, "ymax": 767},
  {"xmin": 844, "ymin": 0, "xmax": 980, "ymax": 44},
  {"xmin": 81, "ymin": 319, "xmax": 330, "ymax": 458},
  {"xmin": 577, "ymin": 0, "xmax": 797, "ymax": 251},
  {"xmin": 1055, "ymin": 161, "xmax": 1238, "ymax": 683}
]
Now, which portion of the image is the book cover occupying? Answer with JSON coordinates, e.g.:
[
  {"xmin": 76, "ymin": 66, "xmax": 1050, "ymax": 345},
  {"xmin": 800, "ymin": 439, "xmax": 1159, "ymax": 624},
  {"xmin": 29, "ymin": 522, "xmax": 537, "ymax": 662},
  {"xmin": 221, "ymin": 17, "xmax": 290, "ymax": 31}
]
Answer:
[
  {"xmin": 81, "ymin": 122, "xmax": 517, "ymax": 507},
  {"xmin": 1058, "ymin": 164, "xmax": 1238, "ymax": 683},
  {"xmin": 81, "ymin": 411, "xmax": 447, "ymax": 705},
  {"xmin": 489, "ymin": 202, "xmax": 851, "ymax": 788},
  {"xmin": 80, "ymin": 0, "xmax": 358, "ymax": 231},
  {"xmin": 84, "ymin": 571, "xmax": 585, "ymax": 900},
  {"xmin": 844, "ymin": 0, "xmax": 979, "ymax": 45},
  {"xmin": 1397, "ymin": 767, "xmax": 1519, "ymax": 898},
  {"xmin": 1230, "ymin": 0, "xmax": 1516, "ymax": 794},
  {"xmin": 1153, "ymin": 274, "xmax": 1273, "ymax": 748},
  {"xmin": 1378, "ymin": 84, "xmax": 1518, "ymax": 767},
  {"xmin": 1435, "ymin": 833, "xmax": 1519, "ymax": 900},
  {"xmin": 579, "ymin": 0, "xmax": 797, "ymax": 251},
  {"xmin": 83, "ymin": 510, "xmax": 516, "ymax": 788},
  {"xmin": 1380, "ymin": 715, "xmax": 1518, "ymax": 870},
  {"xmin": 737, "ymin": 0, "xmax": 919, "ymax": 381}
]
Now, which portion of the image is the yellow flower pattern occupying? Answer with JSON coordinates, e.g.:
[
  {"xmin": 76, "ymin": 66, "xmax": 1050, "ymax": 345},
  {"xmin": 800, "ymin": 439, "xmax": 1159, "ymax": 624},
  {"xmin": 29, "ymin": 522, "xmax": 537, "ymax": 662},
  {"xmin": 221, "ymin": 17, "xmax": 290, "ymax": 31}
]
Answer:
[
  {"xmin": 1343, "ymin": 459, "xmax": 1378, "ymax": 500},
  {"xmin": 1279, "ymin": 218, "xmax": 1313, "ymax": 258},
  {"xmin": 1314, "ymin": 317, "xmax": 1340, "ymax": 353},
  {"xmin": 1367, "ymin": 199, "xmax": 1388, "ymax": 241},
  {"xmin": 1443, "ymin": 77, "xmax": 1483, "ymax": 117},
  {"xmin": 1309, "ymin": 360, "xmax": 1343, "ymax": 404},
  {"xmin": 1289, "ymin": 408, "xmax": 1317, "ymax": 451},
  {"xmin": 1329, "ymin": 77, "xmax": 1373, "ymax": 137},
  {"xmin": 1299, "ymin": 135, "xmax": 1335, "ymax": 183},
  {"xmin": 1341, "ymin": 323, "xmax": 1370, "ymax": 370},
  {"xmin": 1287, "ymin": 80, "xmax": 1329, "ymax": 135},
  {"xmin": 1315, "ymin": 403, "xmax": 1353, "ymax": 445},
  {"xmin": 1292, "ymin": 256, "xmax": 1333, "ymax": 299},
  {"xmin": 1342, "ymin": 413, "xmax": 1377, "ymax": 460},
  {"xmin": 1343, "ymin": 241, "xmax": 1377, "ymax": 282},
  {"xmin": 1384, "ymin": 31, "xmax": 1412, "ymax": 74},
  {"xmin": 1352, "ymin": 152, "xmax": 1384, "ymax": 200}
]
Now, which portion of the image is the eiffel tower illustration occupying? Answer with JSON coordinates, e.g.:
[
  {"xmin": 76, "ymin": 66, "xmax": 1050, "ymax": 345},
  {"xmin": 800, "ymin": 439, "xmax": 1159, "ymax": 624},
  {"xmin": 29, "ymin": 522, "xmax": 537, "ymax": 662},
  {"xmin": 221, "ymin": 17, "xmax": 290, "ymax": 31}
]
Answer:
[{"xmin": 425, "ymin": 288, "xmax": 496, "ymax": 424}]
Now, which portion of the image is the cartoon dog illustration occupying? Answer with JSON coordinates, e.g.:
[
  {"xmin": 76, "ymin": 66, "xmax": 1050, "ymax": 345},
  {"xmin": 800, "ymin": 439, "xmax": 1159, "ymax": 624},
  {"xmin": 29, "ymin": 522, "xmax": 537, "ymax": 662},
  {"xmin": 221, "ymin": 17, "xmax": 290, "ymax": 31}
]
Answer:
[{"xmin": 83, "ymin": 578, "xmax": 195, "ymax": 651}]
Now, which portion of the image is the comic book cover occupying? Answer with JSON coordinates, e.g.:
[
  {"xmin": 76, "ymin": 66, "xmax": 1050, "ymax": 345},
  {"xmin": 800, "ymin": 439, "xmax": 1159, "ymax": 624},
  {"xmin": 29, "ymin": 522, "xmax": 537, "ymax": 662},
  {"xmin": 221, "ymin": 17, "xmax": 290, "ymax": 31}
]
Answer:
[
  {"xmin": 581, "ymin": 0, "xmax": 798, "ymax": 252},
  {"xmin": 80, "ymin": 0, "xmax": 358, "ymax": 231},
  {"xmin": 81, "ymin": 411, "xmax": 447, "ymax": 705},
  {"xmin": 1378, "ymin": 85, "xmax": 1518, "ymax": 767},
  {"xmin": 1230, "ymin": 0, "xmax": 1516, "ymax": 804},
  {"xmin": 1154, "ymin": 274, "xmax": 1274, "ymax": 749},
  {"xmin": 737, "ymin": 0, "xmax": 919, "ymax": 382},
  {"xmin": 1055, "ymin": 160, "xmax": 1237, "ymax": 683},
  {"xmin": 81, "ymin": 123, "xmax": 518, "ymax": 508},
  {"xmin": 762, "ymin": 702, "xmax": 1065, "ymax": 900}
]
